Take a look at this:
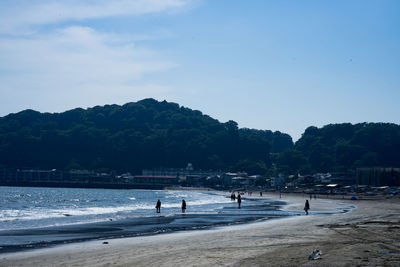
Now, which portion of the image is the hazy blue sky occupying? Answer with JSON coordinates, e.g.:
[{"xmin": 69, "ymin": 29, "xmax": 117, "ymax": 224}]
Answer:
[{"xmin": 0, "ymin": 0, "xmax": 399, "ymax": 140}]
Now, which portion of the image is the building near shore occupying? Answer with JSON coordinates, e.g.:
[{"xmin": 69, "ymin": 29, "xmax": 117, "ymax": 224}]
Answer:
[
  {"xmin": 357, "ymin": 167, "xmax": 400, "ymax": 186},
  {"xmin": 142, "ymin": 163, "xmax": 221, "ymax": 179},
  {"xmin": 270, "ymin": 174, "xmax": 286, "ymax": 188},
  {"xmin": 132, "ymin": 175, "xmax": 179, "ymax": 186}
]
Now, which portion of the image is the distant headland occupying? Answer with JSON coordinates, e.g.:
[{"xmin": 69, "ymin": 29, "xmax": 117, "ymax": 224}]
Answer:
[{"xmin": 0, "ymin": 98, "xmax": 399, "ymax": 189}]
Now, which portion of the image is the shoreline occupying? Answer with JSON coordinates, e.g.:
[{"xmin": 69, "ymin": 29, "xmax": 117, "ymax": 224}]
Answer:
[
  {"xmin": 0, "ymin": 189, "xmax": 291, "ymax": 254},
  {"xmin": 2, "ymin": 194, "xmax": 392, "ymax": 266}
]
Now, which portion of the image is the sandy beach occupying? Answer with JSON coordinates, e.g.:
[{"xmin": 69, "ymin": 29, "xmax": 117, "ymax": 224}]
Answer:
[{"xmin": 1, "ymin": 193, "xmax": 399, "ymax": 267}]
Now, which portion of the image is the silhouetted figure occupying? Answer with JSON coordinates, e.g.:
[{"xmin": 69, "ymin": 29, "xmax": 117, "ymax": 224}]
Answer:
[
  {"xmin": 260, "ymin": 191, "xmax": 263, "ymax": 197},
  {"xmin": 181, "ymin": 199, "xmax": 186, "ymax": 213},
  {"xmin": 231, "ymin": 193, "xmax": 236, "ymax": 201},
  {"xmin": 304, "ymin": 200, "xmax": 310, "ymax": 215},
  {"xmin": 237, "ymin": 194, "xmax": 242, "ymax": 209},
  {"xmin": 156, "ymin": 199, "xmax": 161, "ymax": 213}
]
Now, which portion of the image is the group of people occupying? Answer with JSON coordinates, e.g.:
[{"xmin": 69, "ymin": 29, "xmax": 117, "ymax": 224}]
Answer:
[
  {"xmin": 155, "ymin": 199, "xmax": 186, "ymax": 213},
  {"xmin": 230, "ymin": 192, "xmax": 242, "ymax": 208},
  {"xmin": 155, "ymin": 195, "xmax": 310, "ymax": 215},
  {"xmin": 232, "ymin": 191, "xmax": 310, "ymax": 215}
]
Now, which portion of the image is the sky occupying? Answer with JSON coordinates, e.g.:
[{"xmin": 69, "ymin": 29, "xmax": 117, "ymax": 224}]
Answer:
[{"xmin": 0, "ymin": 0, "xmax": 399, "ymax": 141}]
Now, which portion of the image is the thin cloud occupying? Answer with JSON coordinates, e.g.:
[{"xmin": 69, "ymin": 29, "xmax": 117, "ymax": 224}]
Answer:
[
  {"xmin": 0, "ymin": 0, "xmax": 192, "ymax": 34},
  {"xmin": 0, "ymin": 25, "xmax": 176, "ymax": 115},
  {"xmin": 0, "ymin": 26, "xmax": 174, "ymax": 81},
  {"xmin": 0, "ymin": 0, "xmax": 190, "ymax": 115}
]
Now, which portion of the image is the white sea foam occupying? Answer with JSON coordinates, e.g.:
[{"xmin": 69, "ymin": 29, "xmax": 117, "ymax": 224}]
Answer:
[
  {"xmin": 0, "ymin": 188, "xmax": 235, "ymax": 230},
  {"xmin": 0, "ymin": 203, "xmax": 158, "ymax": 222},
  {"xmin": 0, "ymin": 196, "xmax": 230, "ymax": 222}
]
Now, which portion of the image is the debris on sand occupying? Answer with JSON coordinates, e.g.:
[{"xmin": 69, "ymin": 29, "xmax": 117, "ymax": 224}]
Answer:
[{"xmin": 308, "ymin": 249, "xmax": 322, "ymax": 260}]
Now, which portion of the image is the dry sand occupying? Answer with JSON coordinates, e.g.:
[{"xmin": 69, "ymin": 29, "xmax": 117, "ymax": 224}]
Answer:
[{"xmin": 1, "ymin": 193, "xmax": 399, "ymax": 267}]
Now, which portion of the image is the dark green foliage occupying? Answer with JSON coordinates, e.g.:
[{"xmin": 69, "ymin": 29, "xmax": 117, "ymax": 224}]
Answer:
[
  {"xmin": 277, "ymin": 149, "xmax": 310, "ymax": 174},
  {"xmin": 0, "ymin": 99, "xmax": 293, "ymax": 175},
  {"xmin": 279, "ymin": 123, "xmax": 400, "ymax": 174}
]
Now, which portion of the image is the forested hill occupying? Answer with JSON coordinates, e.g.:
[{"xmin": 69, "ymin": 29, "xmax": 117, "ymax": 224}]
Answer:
[
  {"xmin": 0, "ymin": 99, "xmax": 293, "ymax": 174},
  {"xmin": 277, "ymin": 123, "xmax": 400, "ymax": 174}
]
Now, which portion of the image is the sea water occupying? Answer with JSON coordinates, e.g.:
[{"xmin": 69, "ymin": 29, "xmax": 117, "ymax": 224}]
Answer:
[
  {"xmin": 0, "ymin": 187, "xmax": 237, "ymax": 230},
  {"xmin": 0, "ymin": 186, "xmax": 292, "ymax": 252}
]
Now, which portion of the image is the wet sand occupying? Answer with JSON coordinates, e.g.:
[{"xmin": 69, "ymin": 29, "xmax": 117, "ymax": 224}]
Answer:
[
  {"xmin": 1, "ymin": 194, "xmax": 399, "ymax": 266},
  {"xmin": 0, "ymin": 195, "xmax": 287, "ymax": 253}
]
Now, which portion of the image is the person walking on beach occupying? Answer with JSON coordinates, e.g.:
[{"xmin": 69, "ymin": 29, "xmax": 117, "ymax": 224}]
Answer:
[
  {"xmin": 156, "ymin": 199, "xmax": 161, "ymax": 213},
  {"xmin": 304, "ymin": 199, "xmax": 310, "ymax": 215},
  {"xmin": 181, "ymin": 199, "xmax": 186, "ymax": 213},
  {"xmin": 237, "ymin": 194, "xmax": 242, "ymax": 209}
]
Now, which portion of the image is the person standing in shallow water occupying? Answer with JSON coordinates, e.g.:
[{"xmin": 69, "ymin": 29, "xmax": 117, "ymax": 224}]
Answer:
[
  {"xmin": 181, "ymin": 199, "xmax": 186, "ymax": 213},
  {"xmin": 304, "ymin": 200, "xmax": 310, "ymax": 215},
  {"xmin": 237, "ymin": 194, "xmax": 242, "ymax": 209},
  {"xmin": 156, "ymin": 199, "xmax": 161, "ymax": 213}
]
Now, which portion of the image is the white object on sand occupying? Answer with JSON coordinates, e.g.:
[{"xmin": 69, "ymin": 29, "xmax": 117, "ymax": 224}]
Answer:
[{"xmin": 308, "ymin": 249, "xmax": 322, "ymax": 260}]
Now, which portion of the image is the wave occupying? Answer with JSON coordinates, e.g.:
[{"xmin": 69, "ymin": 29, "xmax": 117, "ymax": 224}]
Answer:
[
  {"xmin": 0, "ymin": 203, "xmax": 156, "ymax": 222},
  {"xmin": 0, "ymin": 196, "xmax": 232, "ymax": 222},
  {"xmin": 0, "ymin": 189, "xmax": 238, "ymax": 233}
]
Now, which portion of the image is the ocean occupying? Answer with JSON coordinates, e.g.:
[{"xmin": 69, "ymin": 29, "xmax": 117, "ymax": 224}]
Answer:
[{"xmin": 0, "ymin": 186, "xmax": 295, "ymax": 253}]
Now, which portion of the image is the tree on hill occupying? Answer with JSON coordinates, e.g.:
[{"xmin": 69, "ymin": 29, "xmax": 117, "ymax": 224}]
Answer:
[
  {"xmin": 0, "ymin": 99, "xmax": 293, "ymax": 175},
  {"xmin": 277, "ymin": 123, "xmax": 400, "ymax": 174}
]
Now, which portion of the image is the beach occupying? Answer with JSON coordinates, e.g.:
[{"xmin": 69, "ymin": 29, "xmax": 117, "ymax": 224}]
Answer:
[{"xmin": 1, "ymin": 193, "xmax": 399, "ymax": 266}]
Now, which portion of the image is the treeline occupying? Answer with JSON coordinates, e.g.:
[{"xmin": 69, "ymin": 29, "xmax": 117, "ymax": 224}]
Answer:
[
  {"xmin": 1, "ymin": 99, "xmax": 398, "ymax": 176},
  {"xmin": 277, "ymin": 123, "xmax": 400, "ymax": 174},
  {"xmin": 0, "ymin": 99, "xmax": 293, "ymax": 174}
]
